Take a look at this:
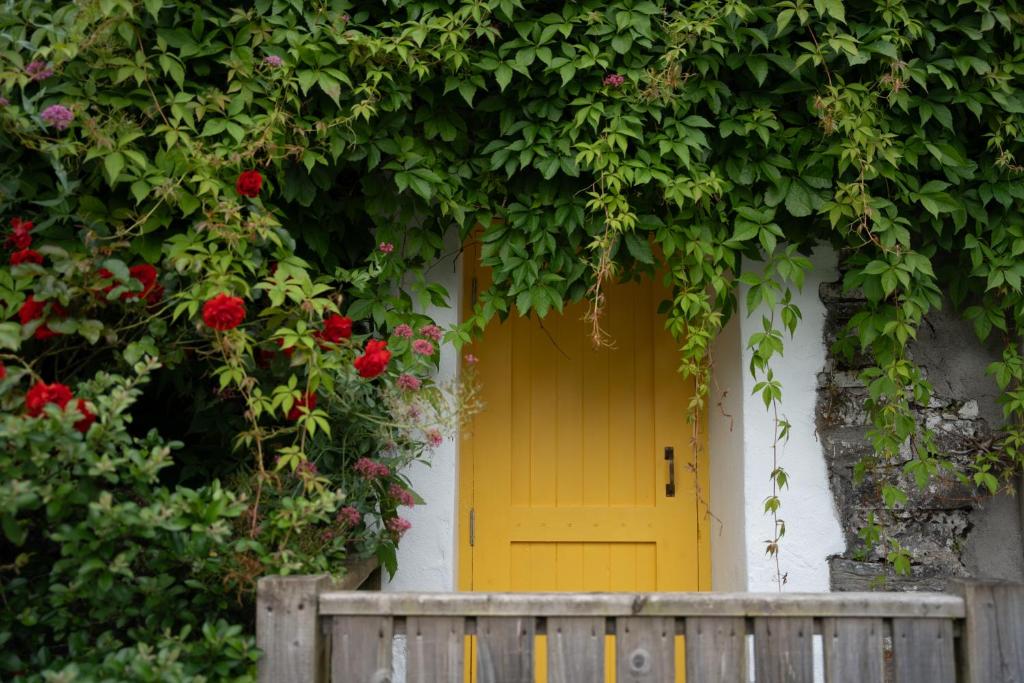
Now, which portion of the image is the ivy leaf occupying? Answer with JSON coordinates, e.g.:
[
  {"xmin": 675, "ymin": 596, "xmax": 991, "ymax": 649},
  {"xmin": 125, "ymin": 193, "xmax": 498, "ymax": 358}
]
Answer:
[
  {"xmin": 494, "ymin": 63, "xmax": 513, "ymax": 91},
  {"xmin": 611, "ymin": 34, "xmax": 633, "ymax": 54},
  {"xmin": 625, "ymin": 232, "xmax": 654, "ymax": 264},
  {"xmin": 103, "ymin": 152, "xmax": 125, "ymax": 185},
  {"xmin": 784, "ymin": 182, "xmax": 813, "ymax": 217}
]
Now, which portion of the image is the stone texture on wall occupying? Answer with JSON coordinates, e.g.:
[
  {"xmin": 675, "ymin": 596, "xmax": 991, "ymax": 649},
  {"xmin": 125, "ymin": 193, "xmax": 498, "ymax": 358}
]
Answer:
[{"xmin": 817, "ymin": 278, "xmax": 1024, "ymax": 591}]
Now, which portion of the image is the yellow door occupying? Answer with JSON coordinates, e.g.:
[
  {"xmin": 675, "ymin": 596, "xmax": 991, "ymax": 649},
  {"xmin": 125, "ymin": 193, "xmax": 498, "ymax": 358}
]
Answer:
[{"xmin": 458, "ymin": 241, "xmax": 709, "ymax": 677}]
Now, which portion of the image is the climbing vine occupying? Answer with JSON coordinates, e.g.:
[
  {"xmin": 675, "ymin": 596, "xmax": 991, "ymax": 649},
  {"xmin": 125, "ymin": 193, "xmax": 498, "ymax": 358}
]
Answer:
[{"xmin": 4, "ymin": 0, "xmax": 1024, "ymax": 601}]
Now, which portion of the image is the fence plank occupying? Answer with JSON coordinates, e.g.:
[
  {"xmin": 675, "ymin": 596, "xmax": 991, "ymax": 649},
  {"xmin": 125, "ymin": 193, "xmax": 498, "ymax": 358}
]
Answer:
[
  {"xmin": 405, "ymin": 616, "xmax": 464, "ymax": 683},
  {"xmin": 754, "ymin": 617, "xmax": 814, "ymax": 683},
  {"xmin": 257, "ymin": 574, "xmax": 329, "ymax": 683},
  {"xmin": 547, "ymin": 617, "xmax": 604, "ymax": 683},
  {"xmin": 615, "ymin": 617, "xmax": 674, "ymax": 682},
  {"xmin": 892, "ymin": 618, "xmax": 956, "ymax": 683},
  {"xmin": 822, "ymin": 617, "xmax": 884, "ymax": 683},
  {"xmin": 684, "ymin": 617, "xmax": 746, "ymax": 682},
  {"xmin": 330, "ymin": 616, "xmax": 393, "ymax": 683},
  {"xmin": 477, "ymin": 617, "xmax": 534, "ymax": 683},
  {"xmin": 959, "ymin": 581, "xmax": 1024, "ymax": 683}
]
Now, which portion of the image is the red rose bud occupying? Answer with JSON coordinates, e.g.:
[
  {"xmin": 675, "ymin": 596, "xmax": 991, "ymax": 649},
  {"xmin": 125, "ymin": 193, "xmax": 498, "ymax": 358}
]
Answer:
[
  {"xmin": 10, "ymin": 249, "xmax": 43, "ymax": 266},
  {"xmin": 6, "ymin": 217, "xmax": 33, "ymax": 250},
  {"xmin": 201, "ymin": 293, "xmax": 246, "ymax": 331},
  {"xmin": 25, "ymin": 380, "xmax": 72, "ymax": 417},
  {"xmin": 235, "ymin": 170, "xmax": 263, "ymax": 198}
]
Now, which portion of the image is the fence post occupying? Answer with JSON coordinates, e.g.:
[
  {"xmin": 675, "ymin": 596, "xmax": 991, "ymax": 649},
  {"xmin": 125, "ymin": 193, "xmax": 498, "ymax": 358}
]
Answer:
[
  {"xmin": 257, "ymin": 574, "xmax": 330, "ymax": 683},
  {"xmin": 956, "ymin": 580, "xmax": 1024, "ymax": 683}
]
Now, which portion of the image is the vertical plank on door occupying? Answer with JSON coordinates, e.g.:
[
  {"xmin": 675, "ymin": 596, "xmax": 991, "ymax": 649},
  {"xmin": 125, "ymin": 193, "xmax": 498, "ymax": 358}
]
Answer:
[
  {"xmin": 547, "ymin": 617, "xmax": 605, "ymax": 683},
  {"xmin": 405, "ymin": 616, "xmax": 465, "ymax": 683},
  {"xmin": 684, "ymin": 617, "xmax": 747, "ymax": 682},
  {"xmin": 821, "ymin": 617, "xmax": 884, "ymax": 683},
  {"xmin": 477, "ymin": 616, "xmax": 534, "ymax": 683},
  {"xmin": 615, "ymin": 617, "xmax": 675, "ymax": 682},
  {"xmin": 753, "ymin": 617, "xmax": 814, "ymax": 683},
  {"xmin": 330, "ymin": 616, "xmax": 393, "ymax": 683},
  {"xmin": 891, "ymin": 618, "xmax": 956, "ymax": 683}
]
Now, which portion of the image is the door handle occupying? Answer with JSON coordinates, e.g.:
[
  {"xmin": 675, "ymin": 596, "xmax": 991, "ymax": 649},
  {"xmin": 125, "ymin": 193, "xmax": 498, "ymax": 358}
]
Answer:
[{"xmin": 665, "ymin": 447, "xmax": 675, "ymax": 497}]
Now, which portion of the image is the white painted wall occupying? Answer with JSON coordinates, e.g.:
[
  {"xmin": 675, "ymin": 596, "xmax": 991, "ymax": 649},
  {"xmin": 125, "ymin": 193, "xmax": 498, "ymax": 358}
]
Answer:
[
  {"xmin": 383, "ymin": 232, "xmax": 462, "ymax": 593},
  {"xmin": 734, "ymin": 247, "xmax": 846, "ymax": 592}
]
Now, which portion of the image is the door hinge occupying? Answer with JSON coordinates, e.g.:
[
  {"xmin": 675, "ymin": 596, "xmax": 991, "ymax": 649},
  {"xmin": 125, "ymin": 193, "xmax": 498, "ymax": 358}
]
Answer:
[
  {"xmin": 469, "ymin": 507, "xmax": 476, "ymax": 547},
  {"xmin": 470, "ymin": 275, "xmax": 478, "ymax": 307}
]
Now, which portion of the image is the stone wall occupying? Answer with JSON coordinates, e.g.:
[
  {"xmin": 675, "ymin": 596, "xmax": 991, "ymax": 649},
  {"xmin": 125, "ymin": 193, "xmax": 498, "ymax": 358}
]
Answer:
[{"xmin": 817, "ymin": 278, "xmax": 1024, "ymax": 591}]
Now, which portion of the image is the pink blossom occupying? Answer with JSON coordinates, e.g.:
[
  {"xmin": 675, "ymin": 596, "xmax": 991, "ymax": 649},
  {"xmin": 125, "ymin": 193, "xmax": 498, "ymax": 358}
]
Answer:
[
  {"xmin": 40, "ymin": 104, "xmax": 73, "ymax": 130},
  {"xmin": 341, "ymin": 13, "xmax": 350, "ymax": 22},
  {"xmin": 296, "ymin": 460, "xmax": 319, "ymax": 476},
  {"xmin": 263, "ymin": 55, "xmax": 283, "ymax": 67},
  {"xmin": 397, "ymin": 373, "xmax": 422, "ymax": 391},
  {"xmin": 418, "ymin": 324, "xmax": 443, "ymax": 341},
  {"xmin": 412, "ymin": 339, "xmax": 434, "ymax": 355},
  {"xmin": 388, "ymin": 483, "xmax": 416, "ymax": 508},
  {"xmin": 378, "ymin": 242, "xmax": 394, "ymax": 254},
  {"xmin": 337, "ymin": 506, "xmax": 362, "ymax": 527},
  {"xmin": 25, "ymin": 61, "xmax": 54, "ymax": 81},
  {"xmin": 393, "ymin": 323, "xmax": 413, "ymax": 338},
  {"xmin": 464, "ymin": 354, "xmax": 479, "ymax": 365},
  {"xmin": 425, "ymin": 428, "xmax": 444, "ymax": 448},
  {"xmin": 407, "ymin": 404, "xmax": 423, "ymax": 421},
  {"xmin": 387, "ymin": 516, "xmax": 412, "ymax": 537},
  {"xmin": 354, "ymin": 457, "xmax": 391, "ymax": 479},
  {"xmin": 321, "ymin": 529, "xmax": 336, "ymax": 541},
  {"xmin": 603, "ymin": 73, "xmax": 625, "ymax": 87}
]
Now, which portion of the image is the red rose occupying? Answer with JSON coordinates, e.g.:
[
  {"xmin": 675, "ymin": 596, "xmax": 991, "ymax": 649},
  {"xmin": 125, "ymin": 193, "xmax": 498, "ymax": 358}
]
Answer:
[
  {"xmin": 353, "ymin": 339, "xmax": 391, "ymax": 379},
  {"xmin": 6, "ymin": 217, "xmax": 33, "ymax": 250},
  {"xmin": 126, "ymin": 264, "xmax": 162, "ymax": 304},
  {"xmin": 0, "ymin": 362, "xmax": 6, "ymax": 380},
  {"xmin": 202, "ymin": 294, "xmax": 246, "ymax": 331},
  {"xmin": 314, "ymin": 314, "xmax": 352, "ymax": 346},
  {"xmin": 10, "ymin": 249, "xmax": 43, "ymax": 266},
  {"xmin": 25, "ymin": 380, "xmax": 72, "ymax": 416},
  {"xmin": 287, "ymin": 392, "xmax": 317, "ymax": 421},
  {"xmin": 73, "ymin": 399, "xmax": 96, "ymax": 433},
  {"xmin": 18, "ymin": 295, "xmax": 66, "ymax": 340},
  {"xmin": 235, "ymin": 170, "xmax": 263, "ymax": 198}
]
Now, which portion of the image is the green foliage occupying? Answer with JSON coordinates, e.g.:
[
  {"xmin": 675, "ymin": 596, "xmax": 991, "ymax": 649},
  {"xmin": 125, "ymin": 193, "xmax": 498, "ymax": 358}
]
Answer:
[{"xmin": 0, "ymin": 365, "xmax": 258, "ymax": 681}]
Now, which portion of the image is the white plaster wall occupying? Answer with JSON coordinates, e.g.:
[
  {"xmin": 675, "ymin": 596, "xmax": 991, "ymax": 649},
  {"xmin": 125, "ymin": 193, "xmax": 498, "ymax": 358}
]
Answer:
[
  {"xmin": 709, "ymin": 314, "xmax": 749, "ymax": 592},
  {"xmin": 383, "ymin": 232, "xmax": 462, "ymax": 593},
  {"xmin": 737, "ymin": 247, "xmax": 845, "ymax": 592}
]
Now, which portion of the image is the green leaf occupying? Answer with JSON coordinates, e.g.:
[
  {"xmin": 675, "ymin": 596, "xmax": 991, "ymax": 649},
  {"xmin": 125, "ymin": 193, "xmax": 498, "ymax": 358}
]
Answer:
[
  {"xmin": 494, "ymin": 63, "xmax": 513, "ymax": 91},
  {"xmin": 784, "ymin": 182, "xmax": 813, "ymax": 217},
  {"xmin": 103, "ymin": 152, "xmax": 125, "ymax": 184},
  {"xmin": 625, "ymin": 232, "xmax": 654, "ymax": 264}
]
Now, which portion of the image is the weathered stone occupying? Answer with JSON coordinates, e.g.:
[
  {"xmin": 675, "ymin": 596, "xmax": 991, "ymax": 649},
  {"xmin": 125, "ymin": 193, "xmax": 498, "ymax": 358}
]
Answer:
[{"xmin": 816, "ymin": 273, "xmax": 1024, "ymax": 592}]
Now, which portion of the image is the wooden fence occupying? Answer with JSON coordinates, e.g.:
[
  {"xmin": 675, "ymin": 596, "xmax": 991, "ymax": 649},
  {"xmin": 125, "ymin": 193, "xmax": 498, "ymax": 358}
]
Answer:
[{"xmin": 256, "ymin": 576, "xmax": 1024, "ymax": 683}]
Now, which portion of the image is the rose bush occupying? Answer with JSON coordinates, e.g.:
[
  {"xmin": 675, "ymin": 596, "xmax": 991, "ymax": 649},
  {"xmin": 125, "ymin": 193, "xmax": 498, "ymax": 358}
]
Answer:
[{"xmin": 0, "ymin": 2, "xmax": 475, "ymax": 680}]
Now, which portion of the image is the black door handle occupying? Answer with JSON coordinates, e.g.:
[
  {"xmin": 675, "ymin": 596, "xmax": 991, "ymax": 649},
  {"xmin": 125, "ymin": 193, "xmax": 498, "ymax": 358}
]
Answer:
[{"xmin": 665, "ymin": 446, "xmax": 675, "ymax": 497}]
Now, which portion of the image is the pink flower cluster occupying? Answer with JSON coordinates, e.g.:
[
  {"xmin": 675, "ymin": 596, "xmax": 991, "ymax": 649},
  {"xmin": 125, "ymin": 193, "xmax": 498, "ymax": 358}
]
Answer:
[
  {"xmin": 388, "ymin": 483, "xmax": 416, "ymax": 508},
  {"xmin": 41, "ymin": 104, "xmax": 73, "ymax": 130},
  {"xmin": 412, "ymin": 339, "xmax": 434, "ymax": 356},
  {"xmin": 387, "ymin": 516, "xmax": 412, "ymax": 536},
  {"xmin": 425, "ymin": 428, "xmax": 443, "ymax": 448},
  {"xmin": 296, "ymin": 460, "xmax": 319, "ymax": 476},
  {"xmin": 26, "ymin": 61, "xmax": 54, "ymax": 81},
  {"xmin": 337, "ymin": 506, "xmax": 362, "ymax": 527},
  {"xmin": 393, "ymin": 323, "xmax": 413, "ymax": 338},
  {"xmin": 397, "ymin": 373, "xmax": 421, "ymax": 391},
  {"xmin": 263, "ymin": 55, "xmax": 283, "ymax": 67},
  {"xmin": 354, "ymin": 457, "xmax": 391, "ymax": 479},
  {"xmin": 379, "ymin": 242, "xmax": 394, "ymax": 254},
  {"xmin": 419, "ymin": 324, "xmax": 443, "ymax": 341},
  {"xmin": 603, "ymin": 73, "xmax": 625, "ymax": 87}
]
